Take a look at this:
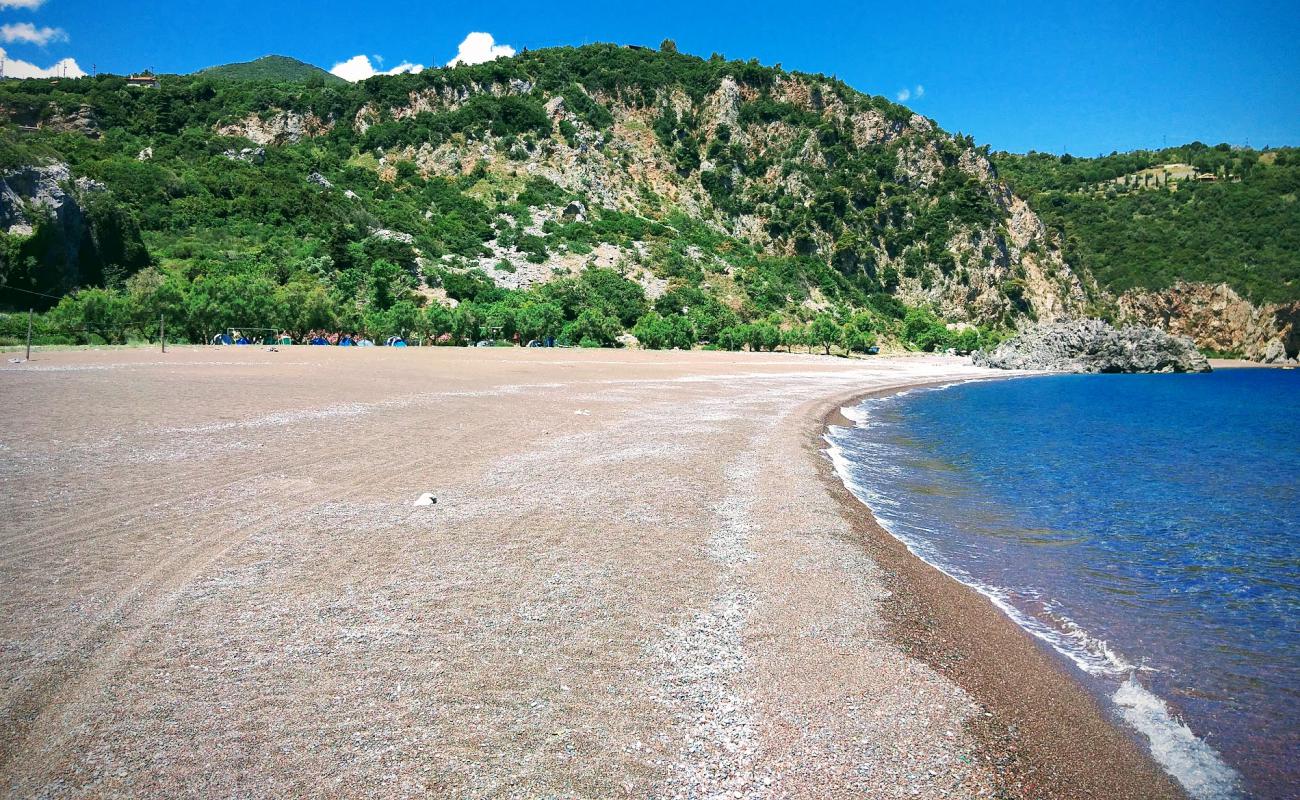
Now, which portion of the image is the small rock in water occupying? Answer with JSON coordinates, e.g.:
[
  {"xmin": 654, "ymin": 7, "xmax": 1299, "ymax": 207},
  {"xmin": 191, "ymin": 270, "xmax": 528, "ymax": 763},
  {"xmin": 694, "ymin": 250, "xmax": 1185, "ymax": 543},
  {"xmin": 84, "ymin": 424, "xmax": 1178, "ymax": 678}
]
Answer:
[{"xmin": 413, "ymin": 493, "xmax": 437, "ymax": 507}]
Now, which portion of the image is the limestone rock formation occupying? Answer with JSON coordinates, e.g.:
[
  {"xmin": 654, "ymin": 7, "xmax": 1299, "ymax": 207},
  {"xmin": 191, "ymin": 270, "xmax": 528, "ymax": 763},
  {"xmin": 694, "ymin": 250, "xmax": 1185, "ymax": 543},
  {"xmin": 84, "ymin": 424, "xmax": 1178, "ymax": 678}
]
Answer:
[
  {"xmin": 215, "ymin": 111, "xmax": 332, "ymax": 146},
  {"xmin": 973, "ymin": 319, "xmax": 1211, "ymax": 373},
  {"xmin": 1119, "ymin": 281, "xmax": 1299, "ymax": 362},
  {"xmin": 0, "ymin": 163, "xmax": 149, "ymax": 299}
]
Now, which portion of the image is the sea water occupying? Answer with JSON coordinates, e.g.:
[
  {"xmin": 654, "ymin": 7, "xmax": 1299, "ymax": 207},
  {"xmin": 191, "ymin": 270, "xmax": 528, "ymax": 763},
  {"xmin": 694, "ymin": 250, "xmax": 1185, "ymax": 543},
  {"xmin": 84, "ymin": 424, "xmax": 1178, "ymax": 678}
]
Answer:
[{"xmin": 825, "ymin": 369, "xmax": 1299, "ymax": 800}]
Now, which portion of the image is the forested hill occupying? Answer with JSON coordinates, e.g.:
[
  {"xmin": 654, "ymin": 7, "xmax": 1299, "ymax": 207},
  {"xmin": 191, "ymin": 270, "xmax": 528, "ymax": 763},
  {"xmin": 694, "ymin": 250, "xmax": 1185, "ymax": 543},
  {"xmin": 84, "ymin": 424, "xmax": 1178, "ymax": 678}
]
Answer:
[
  {"xmin": 0, "ymin": 43, "xmax": 1293, "ymax": 358},
  {"xmin": 195, "ymin": 55, "xmax": 347, "ymax": 85},
  {"xmin": 993, "ymin": 145, "xmax": 1300, "ymax": 305}
]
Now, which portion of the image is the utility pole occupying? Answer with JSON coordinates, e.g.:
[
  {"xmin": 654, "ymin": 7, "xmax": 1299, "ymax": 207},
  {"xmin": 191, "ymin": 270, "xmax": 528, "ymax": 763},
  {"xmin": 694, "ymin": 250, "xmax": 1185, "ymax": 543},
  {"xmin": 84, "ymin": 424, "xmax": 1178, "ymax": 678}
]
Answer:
[
  {"xmin": 25, "ymin": 309, "xmax": 33, "ymax": 361},
  {"xmin": 160, "ymin": 314, "xmax": 166, "ymax": 353}
]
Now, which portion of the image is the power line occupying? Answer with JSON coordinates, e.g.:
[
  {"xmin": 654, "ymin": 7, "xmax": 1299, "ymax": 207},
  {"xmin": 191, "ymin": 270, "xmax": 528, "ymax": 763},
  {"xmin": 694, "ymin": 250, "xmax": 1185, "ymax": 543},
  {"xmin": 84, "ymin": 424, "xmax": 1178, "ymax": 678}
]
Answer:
[{"xmin": 2, "ymin": 285, "xmax": 65, "ymax": 301}]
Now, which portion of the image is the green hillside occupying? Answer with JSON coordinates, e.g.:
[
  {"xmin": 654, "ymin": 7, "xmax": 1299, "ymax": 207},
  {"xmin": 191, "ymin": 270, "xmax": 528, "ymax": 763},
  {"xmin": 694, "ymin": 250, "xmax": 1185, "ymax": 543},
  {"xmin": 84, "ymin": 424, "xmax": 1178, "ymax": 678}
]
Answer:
[
  {"xmin": 0, "ymin": 43, "xmax": 1291, "ymax": 353},
  {"xmin": 195, "ymin": 55, "xmax": 345, "ymax": 85},
  {"xmin": 993, "ymin": 145, "xmax": 1300, "ymax": 304}
]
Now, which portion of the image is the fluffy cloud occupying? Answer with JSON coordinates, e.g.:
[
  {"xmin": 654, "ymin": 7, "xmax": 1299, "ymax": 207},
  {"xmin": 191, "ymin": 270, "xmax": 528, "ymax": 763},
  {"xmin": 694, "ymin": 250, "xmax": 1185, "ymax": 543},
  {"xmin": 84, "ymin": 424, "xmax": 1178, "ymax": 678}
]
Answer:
[
  {"xmin": 0, "ymin": 0, "xmax": 47, "ymax": 9},
  {"xmin": 0, "ymin": 47, "xmax": 84, "ymax": 78},
  {"xmin": 1, "ymin": 22, "xmax": 68, "ymax": 45},
  {"xmin": 329, "ymin": 54, "xmax": 424, "ymax": 83},
  {"xmin": 446, "ymin": 32, "xmax": 514, "ymax": 66},
  {"xmin": 896, "ymin": 84, "xmax": 925, "ymax": 103}
]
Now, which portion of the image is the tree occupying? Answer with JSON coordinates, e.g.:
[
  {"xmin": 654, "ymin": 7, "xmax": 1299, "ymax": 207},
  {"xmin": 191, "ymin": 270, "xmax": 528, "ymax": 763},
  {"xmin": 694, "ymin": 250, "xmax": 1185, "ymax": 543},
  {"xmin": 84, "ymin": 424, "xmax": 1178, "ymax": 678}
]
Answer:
[
  {"xmin": 841, "ymin": 321, "xmax": 876, "ymax": 353},
  {"xmin": 660, "ymin": 39, "xmax": 678, "ymax": 54},
  {"xmin": 745, "ymin": 322, "xmax": 781, "ymax": 352},
  {"xmin": 902, "ymin": 308, "xmax": 951, "ymax": 351},
  {"xmin": 810, "ymin": 314, "xmax": 841, "ymax": 355},
  {"xmin": 782, "ymin": 324, "xmax": 809, "ymax": 353},
  {"xmin": 367, "ymin": 259, "xmax": 402, "ymax": 311},
  {"xmin": 125, "ymin": 267, "xmax": 186, "ymax": 340},
  {"xmin": 717, "ymin": 325, "xmax": 747, "ymax": 351},
  {"xmin": 277, "ymin": 279, "xmax": 338, "ymax": 337},
  {"xmin": 421, "ymin": 303, "xmax": 454, "ymax": 342},
  {"xmin": 586, "ymin": 268, "xmax": 648, "ymax": 326},
  {"xmin": 515, "ymin": 301, "xmax": 563, "ymax": 342},
  {"xmin": 451, "ymin": 304, "xmax": 481, "ymax": 345},
  {"xmin": 952, "ymin": 327, "xmax": 981, "ymax": 355},
  {"xmin": 563, "ymin": 308, "xmax": 621, "ymax": 347},
  {"xmin": 48, "ymin": 288, "xmax": 128, "ymax": 344}
]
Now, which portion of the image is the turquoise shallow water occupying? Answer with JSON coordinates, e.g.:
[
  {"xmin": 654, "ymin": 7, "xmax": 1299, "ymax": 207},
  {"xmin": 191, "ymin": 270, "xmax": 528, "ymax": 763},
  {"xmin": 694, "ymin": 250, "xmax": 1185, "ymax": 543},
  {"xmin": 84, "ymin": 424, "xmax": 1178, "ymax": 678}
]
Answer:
[{"xmin": 826, "ymin": 369, "xmax": 1300, "ymax": 800}]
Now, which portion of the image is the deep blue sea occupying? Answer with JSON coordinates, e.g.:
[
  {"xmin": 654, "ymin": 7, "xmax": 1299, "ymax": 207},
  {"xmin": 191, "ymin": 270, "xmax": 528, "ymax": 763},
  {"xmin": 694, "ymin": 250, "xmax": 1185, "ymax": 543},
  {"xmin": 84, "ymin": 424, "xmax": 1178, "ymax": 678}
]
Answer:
[{"xmin": 826, "ymin": 368, "xmax": 1299, "ymax": 800}]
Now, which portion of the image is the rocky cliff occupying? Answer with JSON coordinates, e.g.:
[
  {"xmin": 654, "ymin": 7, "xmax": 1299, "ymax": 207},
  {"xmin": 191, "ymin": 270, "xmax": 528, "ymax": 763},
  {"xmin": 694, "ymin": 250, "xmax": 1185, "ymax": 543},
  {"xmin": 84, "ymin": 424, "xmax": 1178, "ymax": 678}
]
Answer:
[
  {"xmin": 1119, "ymin": 281, "xmax": 1299, "ymax": 363},
  {"xmin": 0, "ymin": 163, "xmax": 148, "ymax": 305}
]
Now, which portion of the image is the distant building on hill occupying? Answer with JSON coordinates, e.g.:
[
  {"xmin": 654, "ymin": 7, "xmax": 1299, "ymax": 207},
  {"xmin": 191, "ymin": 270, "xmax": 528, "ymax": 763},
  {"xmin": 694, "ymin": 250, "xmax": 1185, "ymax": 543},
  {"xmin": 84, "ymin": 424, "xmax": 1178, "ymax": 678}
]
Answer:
[{"xmin": 126, "ymin": 74, "xmax": 159, "ymax": 89}]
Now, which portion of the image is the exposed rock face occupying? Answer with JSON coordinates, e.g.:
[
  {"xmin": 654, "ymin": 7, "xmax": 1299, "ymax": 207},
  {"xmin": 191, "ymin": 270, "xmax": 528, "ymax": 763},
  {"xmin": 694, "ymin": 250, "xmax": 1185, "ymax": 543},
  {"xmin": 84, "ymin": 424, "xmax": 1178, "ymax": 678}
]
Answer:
[
  {"xmin": 973, "ymin": 319, "xmax": 1211, "ymax": 373},
  {"xmin": 0, "ymin": 163, "xmax": 148, "ymax": 299},
  {"xmin": 215, "ymin": 111, "xmax": 332, "ymax": 146},
  {"xmin": 0, "ymin": 163, "xmax": 100, "ymax": 239},
  {"xmin": 368, "ymin": 74, "xmax": 1090, "ymax": 327},
  {"xmin": 2, "ymin": 102, "xmax": 100, "ymax": 138},
  {"xmin": 222, "ymin": 147, "xmax": 265, "ymax": 164},
  {"xmin": 1120, "ymin": 281, "xmax": 1300, "ymax": 362},
  {"xmin": 370, "ymin": 229, "xmax": 415, "ymax": 245},
  {"xmin": 46, "ymin": 105, "xmax": 101, "ymax": 138}
]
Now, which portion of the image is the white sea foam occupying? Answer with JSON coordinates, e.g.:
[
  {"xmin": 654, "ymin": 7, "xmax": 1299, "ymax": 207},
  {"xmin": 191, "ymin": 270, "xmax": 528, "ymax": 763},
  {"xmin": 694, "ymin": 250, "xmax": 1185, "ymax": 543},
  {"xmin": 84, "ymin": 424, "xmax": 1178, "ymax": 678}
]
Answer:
[
  {"xmin": 823, "ymin": 390, "xmax": 1244, "ymax": 800},
  {"xmin": 1114, "ymin": 678, "xmax": 1242, "ymax": 799}
]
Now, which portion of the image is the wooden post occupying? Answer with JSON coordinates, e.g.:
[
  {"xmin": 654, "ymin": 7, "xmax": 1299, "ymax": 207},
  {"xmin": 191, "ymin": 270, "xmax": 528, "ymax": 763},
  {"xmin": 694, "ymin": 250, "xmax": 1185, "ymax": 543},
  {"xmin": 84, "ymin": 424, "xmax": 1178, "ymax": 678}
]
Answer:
[
  {"xmin": 26, "ymin": 308, "xmax": 33, "ymax": 361},
  {"xmin": 160, "ymin": 314, "xmax": 166, "ymax": 353}
]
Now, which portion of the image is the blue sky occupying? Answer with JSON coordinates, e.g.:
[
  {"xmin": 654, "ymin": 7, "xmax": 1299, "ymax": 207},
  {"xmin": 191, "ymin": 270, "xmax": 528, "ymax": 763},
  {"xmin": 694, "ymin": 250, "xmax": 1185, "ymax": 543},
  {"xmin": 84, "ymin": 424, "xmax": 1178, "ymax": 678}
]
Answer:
[{"xmin": 2, "ymin": 0, "xmax": 1296, "ymax": 155}]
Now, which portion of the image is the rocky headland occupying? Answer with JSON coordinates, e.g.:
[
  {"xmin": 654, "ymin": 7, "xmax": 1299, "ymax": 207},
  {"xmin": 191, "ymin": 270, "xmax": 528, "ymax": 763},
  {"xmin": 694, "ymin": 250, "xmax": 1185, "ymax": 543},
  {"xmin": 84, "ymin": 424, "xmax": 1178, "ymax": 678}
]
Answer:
[{"xmin": 973, "ymin": 319, "xmax": 1212, "ymax": 373}]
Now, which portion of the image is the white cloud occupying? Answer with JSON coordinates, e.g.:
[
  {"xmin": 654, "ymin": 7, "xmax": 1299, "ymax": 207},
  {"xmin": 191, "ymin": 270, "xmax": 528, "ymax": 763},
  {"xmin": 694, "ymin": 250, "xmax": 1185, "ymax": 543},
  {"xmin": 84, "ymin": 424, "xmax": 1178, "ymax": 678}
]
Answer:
[
  {"xmin": 0, "ymin": 0, "xmax": 47, "ymax": 9},
  {"xmin": 1, "ymin": 22, "xmax": 68, "ymax": 46},
  {"xmin": 446, "ymin": 32, "xmax": 515, "ymax": 66},
  {"xmin": 896, "ymin": 84, "xmax": 925, "ymax": 103},
  {"xmin": 329, "ymin": 54, "xmax": 424, "ymax": 82},
  {"xmin": 0, "ymin": 47, "xmax": 84, "ymax": 78}
]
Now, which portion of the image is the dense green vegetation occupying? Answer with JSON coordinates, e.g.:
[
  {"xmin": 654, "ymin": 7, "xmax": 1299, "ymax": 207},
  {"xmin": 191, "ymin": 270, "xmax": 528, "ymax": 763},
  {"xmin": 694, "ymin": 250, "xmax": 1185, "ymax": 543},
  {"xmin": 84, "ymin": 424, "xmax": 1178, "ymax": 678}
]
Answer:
[
  {"xmin": 1, "ymin": 44, "xmax": 1286, "ymax": 357},
  {"xmin": 0, "ymin": 44, "xmax": 1006, "ymax": 353},
  {"xmin": 994, "ymin": 144, "xmax": 1300, "ymax": 303},
  {"xmin": 195, "ymin": 55, "xmax": 346, "ymax": 85}
]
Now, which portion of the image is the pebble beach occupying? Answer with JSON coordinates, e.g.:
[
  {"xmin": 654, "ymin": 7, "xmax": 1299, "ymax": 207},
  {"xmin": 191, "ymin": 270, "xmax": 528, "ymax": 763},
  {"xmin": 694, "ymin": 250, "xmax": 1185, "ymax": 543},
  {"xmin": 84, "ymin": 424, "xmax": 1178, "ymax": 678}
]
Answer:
[{"xmin": 0, "ymin": 346, "xmax": 1177, "ymax": 797}]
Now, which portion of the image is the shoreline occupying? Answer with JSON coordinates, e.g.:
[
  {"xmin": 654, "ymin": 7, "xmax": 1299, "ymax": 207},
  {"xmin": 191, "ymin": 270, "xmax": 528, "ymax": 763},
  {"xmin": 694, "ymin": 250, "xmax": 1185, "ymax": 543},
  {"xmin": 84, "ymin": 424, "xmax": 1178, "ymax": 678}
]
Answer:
[{"xmin": 810, "ymin": 378, "xmax": 1184, "ymax": 800}]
